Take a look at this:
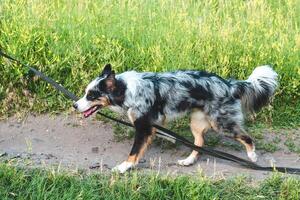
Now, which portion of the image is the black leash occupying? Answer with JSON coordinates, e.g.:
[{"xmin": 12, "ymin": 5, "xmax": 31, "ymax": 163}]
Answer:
[{"xmin": 1, "ymin": 49, "xmax": 300, "ymax": 174}]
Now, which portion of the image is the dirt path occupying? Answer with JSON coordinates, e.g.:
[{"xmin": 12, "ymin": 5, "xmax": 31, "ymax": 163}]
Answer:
[{"xmin": 0, "ymin": 114, "xmax": 299, "ymax": 180}]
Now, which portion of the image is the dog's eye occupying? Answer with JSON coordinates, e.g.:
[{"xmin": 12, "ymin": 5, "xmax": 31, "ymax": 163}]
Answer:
[{"xmin": 86, "ymin": 91, "xmax": 98, "ymax": 101}]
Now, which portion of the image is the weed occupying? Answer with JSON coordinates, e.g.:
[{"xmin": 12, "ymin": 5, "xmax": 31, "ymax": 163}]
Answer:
[
  {"xmin": 0, "ymin": 163, "xmax": 299, "ymax": 199},
  {"xmin": 0, "ymin": 0, "xmax": 299, "ymax": 128}
]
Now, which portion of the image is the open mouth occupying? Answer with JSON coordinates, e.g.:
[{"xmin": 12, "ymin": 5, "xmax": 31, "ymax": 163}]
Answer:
[{"xmin": 83, "ymin": 106, "xmax": 101, "ymax": 118}]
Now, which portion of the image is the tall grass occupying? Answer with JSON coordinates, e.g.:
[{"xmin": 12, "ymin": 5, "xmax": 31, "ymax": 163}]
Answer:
[
  {"xmin": 0, "ymin": 0, "xmax": 299, "ymax": 126},
  {"xmin": 0, "ymin": 164, "xmax": 299, "ymax": 199}
]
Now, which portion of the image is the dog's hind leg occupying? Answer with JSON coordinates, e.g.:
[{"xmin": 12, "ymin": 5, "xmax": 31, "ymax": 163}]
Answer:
[
  {"xmin": 231, "ymin": 126, "xmax": 257, "ymax": 162},
  {"xmin": 112, "ymin": 114, "xmax": 155, "ymax": 173},
  {"xmin": 178, "ymin": 110, "xmax": 211, "ymax": 166}
]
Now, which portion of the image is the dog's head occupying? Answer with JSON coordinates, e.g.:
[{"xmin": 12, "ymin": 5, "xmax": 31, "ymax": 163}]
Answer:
[{"xmin": 73, "ymin": 64, "xmax": 116, "ymax": 118}]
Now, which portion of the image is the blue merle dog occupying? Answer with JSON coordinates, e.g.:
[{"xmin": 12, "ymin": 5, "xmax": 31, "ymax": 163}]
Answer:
[{"xmin": 74, "ymin": 64, "xmax": 278, "ymax": 173}]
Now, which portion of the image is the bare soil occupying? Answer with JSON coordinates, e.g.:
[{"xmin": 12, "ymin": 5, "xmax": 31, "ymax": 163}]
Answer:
[{"xmin": 0, "ymin": 114, "xmax": 299, "ymax": 180}]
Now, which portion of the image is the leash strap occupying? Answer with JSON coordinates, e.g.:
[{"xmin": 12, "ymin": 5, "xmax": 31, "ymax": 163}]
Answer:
[
  {"xmin": 0, "ymin": 50, "xmax": 79, "ymax": 102},
  {"xmin": 1, "ymin": 49, "xmax": 300, "ymax": 174}
]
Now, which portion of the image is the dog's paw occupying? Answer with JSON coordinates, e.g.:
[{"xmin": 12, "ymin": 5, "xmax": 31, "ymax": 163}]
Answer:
[
  {"xmin": 112, "ymin": 161, "xmax": 134, "ymax": 173},
  {"xmin": 247, "ymin": 151, "xmax": 258, "ymax": 162},
  {"xmin": 178, "ymin": 155, "xmax": 197, "ymax": 166}
]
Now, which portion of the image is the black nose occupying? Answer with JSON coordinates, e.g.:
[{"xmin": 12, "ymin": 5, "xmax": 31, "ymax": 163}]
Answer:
[{"xmin": 73, "ymin": 103, "xmax": 78, "ymax": 109}]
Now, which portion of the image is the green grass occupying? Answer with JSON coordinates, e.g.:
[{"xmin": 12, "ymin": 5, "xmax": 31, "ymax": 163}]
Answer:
[
  {"xmin": 1, "ymin": 1, "xmax": 300, "ymax": 197},
  {"xmin": 0, "ymin": 163, "xmax": 299, "ymax": 200},
  {"xmin": 0, "ymin": 0, "xmax": 299, "ymax": 127}
]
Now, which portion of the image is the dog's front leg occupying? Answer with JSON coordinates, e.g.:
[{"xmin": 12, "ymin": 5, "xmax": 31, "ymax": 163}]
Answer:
[{"xmin": 112, "ymin": 115, "xmax": 154, "ymax": 173}]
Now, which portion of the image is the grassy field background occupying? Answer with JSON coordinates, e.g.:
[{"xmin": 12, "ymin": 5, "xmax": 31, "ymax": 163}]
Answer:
[
  {"xmin": 1, "ymin": 1, "xmax": 300, "ymax": 198},
  {"xmin": 0, "ymin": 163, "xmax": 299, "ymax": 200},
  {"xmin": 0, "ymin": 0, "xmax": 299, "ymax": 127}
]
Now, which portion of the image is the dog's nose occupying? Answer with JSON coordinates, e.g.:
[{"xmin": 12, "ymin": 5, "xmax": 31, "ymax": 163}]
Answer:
[{"xmin": 73, "ymin": 103, "xmax": 78, "ymax": 109}]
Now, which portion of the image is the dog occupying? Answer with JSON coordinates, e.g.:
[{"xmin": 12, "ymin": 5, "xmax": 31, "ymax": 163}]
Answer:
[{"xmin": 73, "ymin": 64, "xmax": 278, "ymax": 173}]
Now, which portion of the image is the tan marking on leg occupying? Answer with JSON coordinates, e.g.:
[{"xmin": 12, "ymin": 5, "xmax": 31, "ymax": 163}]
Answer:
[
  {"xmin": 190, "ymin": 111, "xmax": 210, "ymax": 155},
  {"xmin": 127, "ymin": 108, "xmax": 136, "ymax": 125},
  {"xmin": 235, "ymin": 137, "xmax": 254, "ymax": 153},
  {"xmin": 233, "ymin": 128, "xmax": 255, "ymax": 152},
  {"xmin": 127, "ymin": 127, "xmax": 156, "ymax": 164},
  {"xmin": 136, "ymin": 128, "xmax": 156, "ymax": 161},
  {"xmin": 178, "ymin": 111, "xmax": 210, "ymax": 166},
  {"xmin": 127, "ymin": 154, "xmax": 138, "ymax": 163},
  {"xmin": 233, "ymin": 128, "xmax": 257, "ymax": 162}
]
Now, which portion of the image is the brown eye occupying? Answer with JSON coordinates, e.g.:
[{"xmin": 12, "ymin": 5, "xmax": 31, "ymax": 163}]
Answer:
[
  {"xmin": 86, "ymin": 91, "xmax": 96, "ymax": 101},
  {"xmin": 86, "ymin": 90, "xmax": 101, "ymax": 101}
]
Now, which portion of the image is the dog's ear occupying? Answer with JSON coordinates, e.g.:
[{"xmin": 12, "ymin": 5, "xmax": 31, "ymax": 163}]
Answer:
[
  {"xmin": 101, "ymin": 64, "xmax": 112, "ymax": 76},
  {"xmin": 105, "ymin": 70, "xmax": 116, "ymax": 92}
]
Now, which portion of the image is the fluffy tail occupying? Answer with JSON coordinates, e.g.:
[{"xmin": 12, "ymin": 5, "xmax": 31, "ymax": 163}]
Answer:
[{"xmin": 231, "ymin": 65, "xmax": 278, "ymax": 113}]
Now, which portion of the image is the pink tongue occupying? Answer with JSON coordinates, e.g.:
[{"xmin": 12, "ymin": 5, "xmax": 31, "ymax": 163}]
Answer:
[{"xmin": 83, "ymin": 108, "xmax": 93, "ymax": 118}]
